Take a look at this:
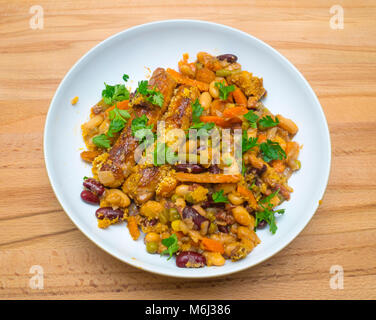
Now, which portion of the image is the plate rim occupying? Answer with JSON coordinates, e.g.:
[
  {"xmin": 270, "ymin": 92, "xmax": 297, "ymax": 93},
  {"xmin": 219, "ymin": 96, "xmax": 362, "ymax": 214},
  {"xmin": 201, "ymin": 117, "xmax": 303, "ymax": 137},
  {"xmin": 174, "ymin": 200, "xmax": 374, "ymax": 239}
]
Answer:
[{"xmin": 44, "ymin": 19, "xmax": 332, "ymax": 278}]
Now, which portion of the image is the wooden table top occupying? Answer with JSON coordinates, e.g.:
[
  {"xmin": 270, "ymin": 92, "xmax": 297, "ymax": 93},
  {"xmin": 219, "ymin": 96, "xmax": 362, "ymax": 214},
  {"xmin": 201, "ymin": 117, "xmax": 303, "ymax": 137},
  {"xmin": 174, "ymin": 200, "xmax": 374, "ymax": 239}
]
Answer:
[{"xmin": 1, "ymin": 0, "xmax": 375, "ymax": 300}]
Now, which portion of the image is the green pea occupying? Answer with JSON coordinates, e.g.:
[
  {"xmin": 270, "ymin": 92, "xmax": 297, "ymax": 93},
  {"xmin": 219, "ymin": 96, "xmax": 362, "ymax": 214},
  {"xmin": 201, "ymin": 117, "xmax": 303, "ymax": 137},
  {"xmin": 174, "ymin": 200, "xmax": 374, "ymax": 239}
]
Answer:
[
  {"xmin": 169, "ymin": 208, "xmax": 180, "ymax": 222},
  {"xmin": 171, "ymin": 194, "xmax": 179, "ymax": 202},
  {"xmin": 146, "ymin": 241, "xmax": 158, "ymax": 254},
  {"xmin": 206, "ymin": 211, "xmax": 216, "ymax": 222},
  {"xmin": 184, "ymin": 192, "xmax": 195, "ymax": 204},
  {"xmin": 208, "ymin": 222, "xmax": 218, "ymax": 234}
]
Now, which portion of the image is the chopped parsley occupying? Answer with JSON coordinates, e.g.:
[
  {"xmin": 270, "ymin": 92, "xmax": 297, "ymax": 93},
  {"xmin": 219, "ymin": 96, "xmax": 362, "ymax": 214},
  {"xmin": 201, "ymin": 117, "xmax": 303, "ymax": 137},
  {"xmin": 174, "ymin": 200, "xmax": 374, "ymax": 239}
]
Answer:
[
  {"xmin": 242, "ymin": 130, "xmax": 258, "ymax": 154},
  {"xmin": 258, "ymin": 115, "xmax": 279, "ymax": 128},
  {"xmin": 131, "ymin": 114, "xmax": 153, "ymax": 135},
  {"xmin": 107, "ymin": 106, "xmax": 130, "ymax": 137},
  {"xmin": 186, "ymin": 99, "xmax": 215, "ymax": 137},
  {"xmin": 259, "ymin": 139, "xmax": 286, "ymax": 162},
  {"xmin": 153, "ymin": 142, "xmax": 178, "ymax": 166},
  {"xmin": 102, "ymin": 83, "xmax": 130, "ymax": 105},
  {"xmin": 243, "ymin": 110, "xmax": 259, "ymax": 128},
  {"xmin": 223, "ymin": 157, "xmax": 233, "ymax": 166},
  {"xmin": 212, "ymin": 190, "xmax": 229, "ymax": 203},
  {"xmin": 122, "ymin": 74, "xmax": 129, "ymax": 82},
  {"xmin": 137, "ymin": 80, "xmax": 164, "ymax": 107},
  {"xmin": 215, "ymin": 82, "xmax": 235, "ymax": 100},
  {"xmin": 92, "ymin": 134, "xmax": 111, "ymax": 149},
  {"xmin": 191, "ymin": 99, "xmax": 204, "ymax": 123},
  {"xmin": 255, "ymin": 190, "xmax": 285, "ymax": 234},
  {"xmin": 161, "ymin": 233, "xmax": 179, "ymax": 260}
]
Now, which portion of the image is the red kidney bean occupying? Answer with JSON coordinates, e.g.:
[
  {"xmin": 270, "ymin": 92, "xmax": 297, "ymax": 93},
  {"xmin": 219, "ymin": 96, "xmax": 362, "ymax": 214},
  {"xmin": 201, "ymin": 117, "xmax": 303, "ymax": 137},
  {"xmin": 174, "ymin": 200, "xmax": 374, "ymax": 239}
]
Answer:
[
  {"xmin": 176, "ymin": 251, "xmax": 206, "ymax": 268},
  {"xmin": 83, "ymin": 178, "xmax": 105, "ymax": 196},
  {"xmin": 208, "ymin": 165, "xmax": 221, "ymax": 174},
  {"xmin": 143, "ymin": 218, "xmax": 158, "ymax": 227},
  {"xmin": 182, "ymin": 206, "xmax": 209, "ymax": 230},
  {"xmin": 216, "ymin": 54, "xmax": 238, "ymax": 63},
  {"xmin": 201, "ymin": 194, "xmax": 226, "ymax": 209},
  {"xmin": 175, "ymin": 164, "xmax": 205, "ymax": 173},
  {"xmin": 95, "ymin": 207, "xmax": 124, "ymax": 220},
  {"xmin": 257, "ymin": 220, "xmax": 267, "ymax": 229},
  {"xmin": 218, "ymin": 225, "xmax": 229, "ymax": 233},
  {"xmin": 80, "ymin": 190, "xmax": 99, "ymax": 204}
]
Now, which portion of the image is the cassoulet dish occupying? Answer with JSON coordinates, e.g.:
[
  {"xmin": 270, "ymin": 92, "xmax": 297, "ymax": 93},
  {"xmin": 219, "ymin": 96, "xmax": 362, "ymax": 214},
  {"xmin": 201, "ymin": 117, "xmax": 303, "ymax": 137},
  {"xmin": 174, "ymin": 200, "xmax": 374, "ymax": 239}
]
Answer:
[{"xmin": 79, "ymin": 52, "xmax": 301, "ymax": 268}]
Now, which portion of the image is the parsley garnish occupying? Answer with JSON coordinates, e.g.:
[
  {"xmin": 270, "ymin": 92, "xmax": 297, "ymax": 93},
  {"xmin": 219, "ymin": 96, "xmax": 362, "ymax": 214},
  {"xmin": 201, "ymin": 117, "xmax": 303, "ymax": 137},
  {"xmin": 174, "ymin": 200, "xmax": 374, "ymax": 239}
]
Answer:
[
  {"xmin": 131, "ymin": 114, "xmax": 155, "ymax": 146},
  {"xmin": 92, "ymin": 134, "xmax": 111, "ymax": 149},
  {"xmin": 122, "ymin": 74, "xmax": 129, "ymax": 82},
  {"xmin": 153, "ymin": 142, "xmax": 177, "ymax": 166},
  {"xmin": 187, "ymin": 121, "xmax": 215, "ymax": 138},
  {"xmin": 259, "ymin": 139, "xmax": 286, "ymax": 162},
  {"xmin": 131, "ymin": 115, "xmax": 153, "ymax": 135},
  {"xmin": 83, "ymin": 176, "xmax": 89, "ymax": 180},
  {"xmin": 242, "ymin": 131, "xmax": 258, "ymax": 154},
  {"xmin": 186, "ymin": 99, "xmax": 215, "ymax": 137},
  {"xmin": 161, "ymin": 233, "xmax": 179, "ymax": 260},
  {"xmin": 102, "ymin": 83, "xmax": 130, "ymax": 105},
  {"xmin": 223, "ymin": 157, "xmax": 233, "ymax": 166},
  {"xmin": 212, "ymin": 190, "xmax": 229, "ymax": 203},
  {"xmin": 137, "ymin": 80, "xmax": 164, "ymax": 107},
  {"xmin": 258, "ymin": 115, "xmax": 279, "ymax": 128},
  {"xmin": 255, "ymin": 190, "xmax": 285, "ymax": 234},
  {"xmin": 215, "ymin": 82, "xmax": 235, "ymax": 100},
  {"xmin": 244, "ymin": 110, "xmax": 259, "ymax": 128},
  {"xmin": 107, "ymin": 106, "xmax": 130, "ymax": 137},
  {"xmin": 191, "ymin": 99, "xmax": 204, "ymax": 123}
]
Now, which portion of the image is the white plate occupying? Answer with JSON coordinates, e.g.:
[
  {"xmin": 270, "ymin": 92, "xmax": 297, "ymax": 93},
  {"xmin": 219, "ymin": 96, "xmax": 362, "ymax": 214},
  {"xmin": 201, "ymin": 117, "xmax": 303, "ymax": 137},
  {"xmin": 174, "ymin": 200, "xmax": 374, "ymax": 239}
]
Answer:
[{"xmin": 44, "ymin": 20, "xmax": 331, "ymax": 278}]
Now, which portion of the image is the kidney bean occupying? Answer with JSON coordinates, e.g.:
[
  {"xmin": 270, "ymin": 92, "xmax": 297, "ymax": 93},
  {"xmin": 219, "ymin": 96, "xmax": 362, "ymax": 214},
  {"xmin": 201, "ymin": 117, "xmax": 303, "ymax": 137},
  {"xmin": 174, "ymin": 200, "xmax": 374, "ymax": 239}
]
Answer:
[
  {"xmin": 182, "ymin": 206, "xmax": 209, "ymax": 230},
  {"xmin": 143, "ymin": 218, "xmax": 158, "ymax": 227},
  {"xmin": 80, "ymin": 190, "xmax": 99, "ymax": 204},
  {"xmin": 208, "ymin": 164, "xmax": 221, "ymax": 174},
  {"xmin": 95, "ymin": 207, "xmax": 124, "ymax": 220},
  {"xmin": 257, "ymin": 220, "xmax": 267, "ymax": 229},
  {"xmin": 216, "ymin": 54, "xmax": 238, "ymax": 63},
  {"xmin": 218, "ymin": 225, "xmax": 229, "ymax": 233},
  {"xmin": 175, "ymin": 164, "xmax": 205, "ymax": 173},
  {"xmin": 201, "ymin": 200, "xmax": 225, "ymax": 209},
  {"xmin": 201, "ymin": 194, "xmax": 225, "ymax": 209},
  {"xmin": 83, "ymin": 178, "xmax": 105, "ymax": 196},
  {"xmin": 176, "ymin": 251, "xmax": 206, "ymax": 268}
]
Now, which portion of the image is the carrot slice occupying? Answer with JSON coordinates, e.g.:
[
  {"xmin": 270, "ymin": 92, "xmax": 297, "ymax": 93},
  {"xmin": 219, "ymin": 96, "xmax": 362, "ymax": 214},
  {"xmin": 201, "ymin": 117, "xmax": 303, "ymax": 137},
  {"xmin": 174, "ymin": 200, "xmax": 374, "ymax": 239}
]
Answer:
[
  {"xmin": 127, "ymin": 216, "xmax": 140, "ymax": 240},
  {"xmin": 200, "ymin": 115, "xmax": 228, "ymax": 127},
  {"xmin": 166, "ymin": 68, "xmax": 209, "ymax": 91},
  {"xmin": 232, "ymin": 88, "xmax": 247, "ymax": 107},
  {"xmin": 201, "ymin": 238, "xmax": 224, "ymax": 254},
  {"xmin": 200, "ymin": 115, "xmax": 242, "ymax": 128},
  {"xmin": 105, "ymin": 100, "xmax": 129, "ymax": 115},
  {"xmin": 237, "ymin": 185, "xmax": 258, "ymax": 210},
  {"xmin": 175, "ymin": 172, "xmax": 241, "ymax": 183},
  {"xmin": 257, "ymin": 134, "xmax": 267, "ymax": 144},
  {"xmin": 80, "ymin": 150, "xmax": 101, "ymax": 162},
  {"xmin": 222, "ymin": 106, "xmax": 248, "ymax": 118}
]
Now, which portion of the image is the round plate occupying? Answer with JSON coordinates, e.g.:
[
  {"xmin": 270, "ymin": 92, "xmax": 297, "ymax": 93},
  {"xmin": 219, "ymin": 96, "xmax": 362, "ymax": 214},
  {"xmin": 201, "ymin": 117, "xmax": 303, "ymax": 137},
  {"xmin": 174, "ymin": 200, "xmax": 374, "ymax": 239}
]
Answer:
[{"xmin": 44, "ymin": 20, "xmax": 331, "ymax": 278}]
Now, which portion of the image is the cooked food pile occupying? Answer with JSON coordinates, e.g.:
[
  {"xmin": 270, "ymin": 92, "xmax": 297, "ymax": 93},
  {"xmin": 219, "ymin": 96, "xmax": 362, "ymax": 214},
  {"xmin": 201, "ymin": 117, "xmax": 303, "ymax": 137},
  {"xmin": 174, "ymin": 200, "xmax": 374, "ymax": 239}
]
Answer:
[{"xmin": 79, "ymin": 52, "xmax": 301, "ymax": 268}]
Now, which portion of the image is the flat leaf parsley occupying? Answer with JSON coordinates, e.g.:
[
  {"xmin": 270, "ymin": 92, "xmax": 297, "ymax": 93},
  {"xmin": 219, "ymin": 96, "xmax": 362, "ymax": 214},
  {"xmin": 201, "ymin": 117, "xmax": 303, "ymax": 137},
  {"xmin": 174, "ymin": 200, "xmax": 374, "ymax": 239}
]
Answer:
[
  {"xmin": 137, "ymin": 80, "xmax": 164, "ymax": 107},
  {"xmin": 161, "ymin": 233, "xmax": 179, "ymax": 260},
  {"xmin": 255, "ymin": 190, "xmax": 285, "ymax": 234},
  {"xmin": 212, "ymin": 190, "xmax": 229, "ymax": 203}
]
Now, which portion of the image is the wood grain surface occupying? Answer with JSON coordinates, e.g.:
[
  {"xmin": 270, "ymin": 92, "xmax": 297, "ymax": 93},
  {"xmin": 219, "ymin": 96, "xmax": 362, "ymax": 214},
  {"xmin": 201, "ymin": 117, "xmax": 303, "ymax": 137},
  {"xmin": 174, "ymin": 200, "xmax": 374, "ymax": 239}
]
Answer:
[{"xmin": 0, "ymin": 0, "xmax": 375, "ymax": 300}]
